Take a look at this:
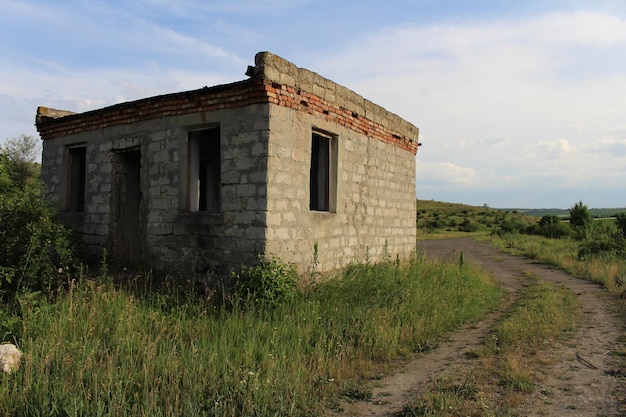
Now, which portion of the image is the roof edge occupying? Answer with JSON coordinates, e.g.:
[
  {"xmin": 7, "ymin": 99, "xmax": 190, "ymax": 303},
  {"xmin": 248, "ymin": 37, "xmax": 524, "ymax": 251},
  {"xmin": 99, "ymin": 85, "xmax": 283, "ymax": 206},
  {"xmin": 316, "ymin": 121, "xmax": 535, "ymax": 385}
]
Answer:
[
  {"xmin": 253, "ymin": 52, "xmax": 419, "ymax": 142},
  {"xmin": 36, "ymin": 106, "xmax": 76, "ymax": 124}
]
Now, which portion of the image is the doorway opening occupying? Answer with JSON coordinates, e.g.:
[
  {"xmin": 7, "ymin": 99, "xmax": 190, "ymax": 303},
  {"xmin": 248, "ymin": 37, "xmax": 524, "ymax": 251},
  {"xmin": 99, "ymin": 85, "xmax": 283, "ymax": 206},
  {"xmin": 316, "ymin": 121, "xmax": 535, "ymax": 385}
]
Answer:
[{"xmin": 112, "ymin": 149, "xmax": 142, "ymax": 265}]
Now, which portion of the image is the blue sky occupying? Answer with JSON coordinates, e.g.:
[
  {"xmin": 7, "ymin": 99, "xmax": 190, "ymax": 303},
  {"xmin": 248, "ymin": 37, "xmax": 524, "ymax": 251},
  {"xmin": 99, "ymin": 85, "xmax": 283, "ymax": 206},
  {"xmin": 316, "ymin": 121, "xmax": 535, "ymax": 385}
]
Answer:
[{"xmin": 1, "ymin": 0, "xmax": 626, "ymax": 209}]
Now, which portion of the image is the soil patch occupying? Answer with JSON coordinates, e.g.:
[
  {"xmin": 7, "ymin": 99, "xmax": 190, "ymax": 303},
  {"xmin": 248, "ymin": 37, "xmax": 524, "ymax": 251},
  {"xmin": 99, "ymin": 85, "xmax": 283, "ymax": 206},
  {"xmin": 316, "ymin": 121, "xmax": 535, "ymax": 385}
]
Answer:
[{"xmin": 329, "ymin": 237, "xmax": 625, "ymax": 416}]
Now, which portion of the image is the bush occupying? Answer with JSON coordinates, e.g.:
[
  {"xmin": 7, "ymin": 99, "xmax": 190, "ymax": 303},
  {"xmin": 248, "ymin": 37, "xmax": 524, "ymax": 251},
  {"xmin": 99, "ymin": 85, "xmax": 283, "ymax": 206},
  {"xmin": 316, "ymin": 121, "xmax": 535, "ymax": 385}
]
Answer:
[
  {"xmin": 539, "ymin": 223, "xmax": 572, "ymax": 239},
  {"xmin": 1, "ymin": 134, "xmax": 78, "ymax": 301},
  {"xmin": 232, "ymin": 256, "xmax": 298, "ymax": 308},
  {"xmin": 458, "ymin": 218, "xmax": 479, "ymax": 232},
  {"xmin": 531, "ymin": 215, "xmax": 571, "ymax": 239},
  {"xmin": 578, "ymin": 224, "xmax": 625, "ymax": 259},
  {"xmin": 496, "ymin": 218, "xmax": 527, "ymax": 235},
  {"xmin": 616, "ymin": 213, "xmax": 626, "ymax": 237},
  {"xmin": 538, "ymin": 215, "xmax": 560, "ymax": 228},
  {"xmin": 0, "ymin": 189, "xmax": 77, "ymax": 300}
]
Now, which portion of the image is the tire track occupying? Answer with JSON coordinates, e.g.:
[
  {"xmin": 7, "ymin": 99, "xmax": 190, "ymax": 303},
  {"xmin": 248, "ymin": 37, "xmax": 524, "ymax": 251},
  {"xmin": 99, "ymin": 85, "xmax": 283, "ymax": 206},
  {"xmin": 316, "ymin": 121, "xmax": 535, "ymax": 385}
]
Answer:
[{"xmin": 329, "ymin": 238, "xmax": 625, "ymax": 416}]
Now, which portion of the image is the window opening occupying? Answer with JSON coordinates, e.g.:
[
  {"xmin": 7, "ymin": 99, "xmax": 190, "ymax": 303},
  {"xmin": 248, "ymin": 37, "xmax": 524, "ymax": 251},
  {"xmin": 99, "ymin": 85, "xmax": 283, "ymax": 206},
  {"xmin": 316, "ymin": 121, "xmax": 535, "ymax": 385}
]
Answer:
[
  {"xmin": 188, "ymin": 127, "xmax": 221, "ymax": 212},
  {"xmin": 67, "ymin": 145, "xmax": 86, "ymax": 212},
  {"xmin": 310, "ymin": 131, "xmax": 337, "ymax": 212}
]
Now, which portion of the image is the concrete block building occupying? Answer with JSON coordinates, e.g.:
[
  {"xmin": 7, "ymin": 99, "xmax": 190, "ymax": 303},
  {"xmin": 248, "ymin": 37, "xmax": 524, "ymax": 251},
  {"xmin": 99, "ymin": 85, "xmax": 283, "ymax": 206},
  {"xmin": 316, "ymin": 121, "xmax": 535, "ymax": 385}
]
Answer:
[{"xmin": 36, "ymin": 52, "xmax": 419, "ymax": 274}]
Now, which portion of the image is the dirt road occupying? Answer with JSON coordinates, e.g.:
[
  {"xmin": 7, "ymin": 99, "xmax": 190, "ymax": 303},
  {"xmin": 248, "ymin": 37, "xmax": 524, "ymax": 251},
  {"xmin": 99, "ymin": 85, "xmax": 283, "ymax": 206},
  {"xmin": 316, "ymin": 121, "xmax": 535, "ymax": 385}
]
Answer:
[{"xmin": 331, "ymin": 237, "xmax": 625, "ymax": 416}]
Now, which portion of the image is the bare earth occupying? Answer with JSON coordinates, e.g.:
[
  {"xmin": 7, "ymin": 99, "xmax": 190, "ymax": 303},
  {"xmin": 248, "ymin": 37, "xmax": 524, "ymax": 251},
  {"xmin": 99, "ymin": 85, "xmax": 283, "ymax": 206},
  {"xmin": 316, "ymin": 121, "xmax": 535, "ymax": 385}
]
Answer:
[{"xmin": 330, "ymin": 237, "xmax": 626, "ymax": 416}]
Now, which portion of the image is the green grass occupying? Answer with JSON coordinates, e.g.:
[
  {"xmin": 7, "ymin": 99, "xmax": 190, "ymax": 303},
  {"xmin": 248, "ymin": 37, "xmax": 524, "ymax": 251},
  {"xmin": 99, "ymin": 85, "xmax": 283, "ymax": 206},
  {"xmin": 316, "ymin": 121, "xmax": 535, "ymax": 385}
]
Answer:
[
  {"xmin": 486, "ymin": 233, "xmax": 626, "ymax": 295},
  {"xmin": 0, "ymin": 255, "xmax": 501, "ymax": 417},
  {"xmin": 417, "ymin": 199, "xmax": 537, "ymax": 238},
  {"xmin": 401, "ymin": 279, "xmax": 580, "ymax": 417}
]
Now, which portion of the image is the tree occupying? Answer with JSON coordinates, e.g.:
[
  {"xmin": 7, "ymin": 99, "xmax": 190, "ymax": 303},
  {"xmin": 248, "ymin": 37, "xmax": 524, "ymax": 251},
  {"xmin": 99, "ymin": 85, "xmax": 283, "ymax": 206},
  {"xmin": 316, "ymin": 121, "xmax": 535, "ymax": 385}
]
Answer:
[
  {"xmin": 539, "ymin": 215, "xmax": 560, "ymax": 228},
  {"xmin": 569, "ymin": 200, "xmax": 591, "ymax": 237},
  {"xmin": 0, "ymin": 153, "xmax": 11, "ymax": 194},
  {"xmin": 1, "ymin": 134, "xmax": 40, "ymax": 191},
  {"xmin": 0, "ymin": 135, "xmax": 76, "ymax": 302}
]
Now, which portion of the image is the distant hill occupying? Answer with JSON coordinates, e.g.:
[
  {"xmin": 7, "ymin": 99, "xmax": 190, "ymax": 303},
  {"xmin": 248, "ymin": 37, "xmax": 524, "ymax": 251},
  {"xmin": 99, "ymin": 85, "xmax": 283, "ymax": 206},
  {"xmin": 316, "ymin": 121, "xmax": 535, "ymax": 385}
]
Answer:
[
  {"xmin": 417, "ymin": 199, "xmax": 626, "ymax": 238},
  {"xmin": 417, "ymin": 199, "xmax": 536, "ymax": 236},
  {"xmin": 498, "ymin": 208, "xmax": 626, "ymax": 218}
]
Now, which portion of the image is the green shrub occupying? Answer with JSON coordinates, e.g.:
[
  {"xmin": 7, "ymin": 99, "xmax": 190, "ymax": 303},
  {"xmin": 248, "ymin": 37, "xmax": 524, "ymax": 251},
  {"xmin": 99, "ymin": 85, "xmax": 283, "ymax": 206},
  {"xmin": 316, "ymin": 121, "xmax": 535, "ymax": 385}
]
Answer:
[
  {"xmin": 495, "ymin": 217, "xmax": 527, "ymax": 235},
  {"xmin": 232, "ymin": 256, "xmax": 298, "ymax": 308},
  {"xmin": 541, "ymin": 223, "xmax": 571, "ymax": 238},
  {"xmin": 1, "ymin": 135, "xmax": 78, "ymax": 302},
  {"xmin": 616, "ymin": 213, "xmax": 626, "ymax": 237},
  {"xmin": 531, "ymin": 215, "xmax": 572, "ymax": 239},
  {"xmin": 538, "ymin": 214, "xmax": 559, "ymax": 228},
  {"xmin": 0, "ymin": 189, "xmax": 77, "ymax": 300},
  {"xmin": 578, "ymin": 225, "xmax": 625, "ymax": 259},
  {"xmin": 458, "ymin": 218, "xmax": 479, "ymax": 232}
]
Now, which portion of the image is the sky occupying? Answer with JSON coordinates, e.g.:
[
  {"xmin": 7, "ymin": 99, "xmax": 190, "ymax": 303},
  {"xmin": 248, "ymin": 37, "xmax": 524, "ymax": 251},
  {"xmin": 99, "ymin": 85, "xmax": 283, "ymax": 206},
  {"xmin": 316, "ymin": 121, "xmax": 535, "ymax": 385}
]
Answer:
[{"xmin": 1, "ymin": 0, "xmax": 625, "ymax": 209}]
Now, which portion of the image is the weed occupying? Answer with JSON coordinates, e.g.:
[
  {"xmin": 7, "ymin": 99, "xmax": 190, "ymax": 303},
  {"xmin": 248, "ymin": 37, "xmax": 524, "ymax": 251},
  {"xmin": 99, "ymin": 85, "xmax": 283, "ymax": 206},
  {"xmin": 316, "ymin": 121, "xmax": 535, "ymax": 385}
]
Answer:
[
  {"xmin": 399, "ymin": 376, "xmax": 483, "ymax": 416},
  {"xmin": 341, "ymin": 380, "xmax": 372, "ymax": 401},
  {"xmin": 232, "ymin": 255, "xmax": 298, "ymax": 309}
]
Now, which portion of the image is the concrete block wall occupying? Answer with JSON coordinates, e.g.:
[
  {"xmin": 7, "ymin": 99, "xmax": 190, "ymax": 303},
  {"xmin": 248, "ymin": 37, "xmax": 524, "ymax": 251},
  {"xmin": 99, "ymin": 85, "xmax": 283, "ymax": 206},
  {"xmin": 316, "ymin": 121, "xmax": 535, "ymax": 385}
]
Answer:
[
  {"xmin": 40, "ymin": 107, "xmax": 271, "ymax": 272},
  {"xmin": 37, "ymin": 51, "xmax": 419, "ymax": 275},
  {"xmin": 265, "ymin": 105, "xmax": 416, "ymax": 273},
  {"xmin": 258, "ymin": 52, "xmax": 417, "ymax": 272},
  {"xmin": 171, "ymin": 105, "xmax": 270, "ymax": 273},
  {"xmin": 41, "ymin": 131, "xmax": 113, "ymax": 251}
]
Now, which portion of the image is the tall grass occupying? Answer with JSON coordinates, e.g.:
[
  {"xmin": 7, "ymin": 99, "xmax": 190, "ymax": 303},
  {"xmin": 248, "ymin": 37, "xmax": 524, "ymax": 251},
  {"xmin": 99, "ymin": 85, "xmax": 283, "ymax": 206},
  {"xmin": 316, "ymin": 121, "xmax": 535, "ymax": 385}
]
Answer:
[
  {"xmin": 0, "ymin": 255, "xmax": 500, "ymax": 416},
  {"xmin": 401, "ymin": 278, "xmax": 579, "ymax": 417},
  {"xmin": 486, "ymin": 234, "xmax": 626, "ymax": 295}
]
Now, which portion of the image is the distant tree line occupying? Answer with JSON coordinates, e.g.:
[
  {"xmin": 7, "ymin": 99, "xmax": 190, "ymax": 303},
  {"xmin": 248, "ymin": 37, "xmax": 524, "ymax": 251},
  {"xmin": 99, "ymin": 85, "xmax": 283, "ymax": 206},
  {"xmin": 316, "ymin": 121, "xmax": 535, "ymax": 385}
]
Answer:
[{"xmin": 501, "ymin": 200, "xmax": 626, "ymax": 258}]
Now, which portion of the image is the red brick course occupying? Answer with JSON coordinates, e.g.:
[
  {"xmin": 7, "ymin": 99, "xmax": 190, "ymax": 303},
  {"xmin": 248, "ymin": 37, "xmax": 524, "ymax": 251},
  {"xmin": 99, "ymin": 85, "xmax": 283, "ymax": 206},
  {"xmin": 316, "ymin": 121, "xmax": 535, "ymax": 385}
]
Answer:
[{"xmin": 37, "ymin": 78, "xmax": 418, "ymax": 155}]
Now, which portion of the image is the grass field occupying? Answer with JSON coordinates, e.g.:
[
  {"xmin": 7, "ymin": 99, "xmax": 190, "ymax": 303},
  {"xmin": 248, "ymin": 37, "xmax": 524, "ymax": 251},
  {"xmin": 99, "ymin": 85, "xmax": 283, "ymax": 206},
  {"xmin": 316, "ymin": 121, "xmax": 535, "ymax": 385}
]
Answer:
[
  {"xmin": 0, "ymin": 255, "xmax": 501, "ymax": 416},
  {"xmin": 3, "ymin": 198, "xmax": 624, "ymax": 416}
]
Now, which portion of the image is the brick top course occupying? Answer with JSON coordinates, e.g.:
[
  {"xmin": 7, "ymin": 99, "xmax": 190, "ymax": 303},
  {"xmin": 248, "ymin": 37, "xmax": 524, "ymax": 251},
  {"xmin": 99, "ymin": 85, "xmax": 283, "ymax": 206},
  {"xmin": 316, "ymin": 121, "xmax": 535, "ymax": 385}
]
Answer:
[{"xmin": 36, "ymin": 52, "xmax": 419, "ymax": 155}]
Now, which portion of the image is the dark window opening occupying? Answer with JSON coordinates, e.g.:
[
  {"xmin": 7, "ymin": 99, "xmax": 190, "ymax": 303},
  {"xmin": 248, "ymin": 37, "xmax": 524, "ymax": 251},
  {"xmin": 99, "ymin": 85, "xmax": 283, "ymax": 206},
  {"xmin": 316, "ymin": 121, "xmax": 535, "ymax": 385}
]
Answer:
[
  {"xmin": 188, "ymin": 127, "xmax": 221, "ymax": 212},
  {"xmin": 310, "ymin": 131, "xmax": 336, "ymax": 212},
  {"xmin": 67, "ymin": 146, "xmax": 86, "ymax": 212}
]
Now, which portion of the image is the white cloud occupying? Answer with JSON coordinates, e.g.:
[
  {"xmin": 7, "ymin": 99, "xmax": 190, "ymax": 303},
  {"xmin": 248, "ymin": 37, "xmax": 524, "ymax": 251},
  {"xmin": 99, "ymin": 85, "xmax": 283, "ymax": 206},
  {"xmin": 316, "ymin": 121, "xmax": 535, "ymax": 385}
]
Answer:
[
  {"xmin": 535, "ymin": 138, "xmax": 572, "ymax": 159},
  {"xmin": 417, "ymin": 161, "xmax": 476, "ymax": 185},
  {"xmin": 603, "ymin": 126, "xmax": 626, "ymax": 140},
  {"xmin": 314, "ymin": 9, "xmax": 626, "ymax": 207},
  {"xmin": 533, "ymin": 11, "xmax": 626, "ymax": 47}
]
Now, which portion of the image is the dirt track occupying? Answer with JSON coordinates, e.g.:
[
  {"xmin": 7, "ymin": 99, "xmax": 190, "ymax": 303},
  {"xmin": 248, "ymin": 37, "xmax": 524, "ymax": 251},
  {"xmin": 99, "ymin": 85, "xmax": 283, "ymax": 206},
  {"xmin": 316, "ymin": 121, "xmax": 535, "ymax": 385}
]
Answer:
[{"xmin": 331, "ymin": 237, "xmax": 625, "ymax": 416}]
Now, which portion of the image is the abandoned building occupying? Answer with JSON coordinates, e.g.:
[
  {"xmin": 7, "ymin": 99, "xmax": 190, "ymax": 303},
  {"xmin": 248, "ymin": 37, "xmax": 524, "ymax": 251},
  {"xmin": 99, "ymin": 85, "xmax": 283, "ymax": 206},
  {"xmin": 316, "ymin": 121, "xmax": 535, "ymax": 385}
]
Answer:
[{"xmin": 35, "ymin": 52, "xmax": 419, "ymax": 274}]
